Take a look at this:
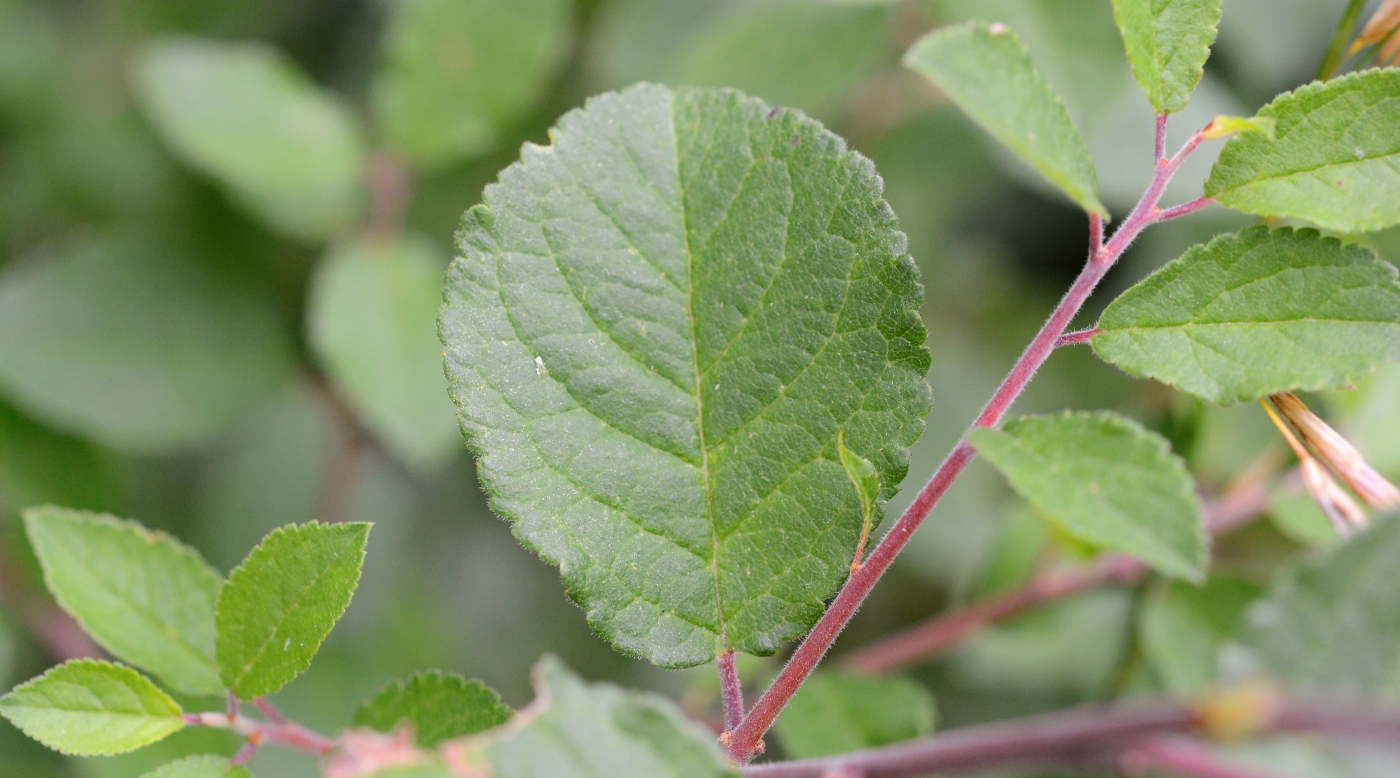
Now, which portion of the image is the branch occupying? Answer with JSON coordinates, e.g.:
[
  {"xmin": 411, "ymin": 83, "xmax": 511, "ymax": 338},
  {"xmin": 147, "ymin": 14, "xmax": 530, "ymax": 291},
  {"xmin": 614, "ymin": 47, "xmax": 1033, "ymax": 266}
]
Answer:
[
  {"xmin": 1119, "ymin": 737, "xmax": 1283, "ymax": 778},
  {"xmin": 1054, "ymin": 328, "xmax": 1098, "ymax": 348},
  {"xmin": 719, "ymin": 650, "xmax": 746, "ymax": 733}
]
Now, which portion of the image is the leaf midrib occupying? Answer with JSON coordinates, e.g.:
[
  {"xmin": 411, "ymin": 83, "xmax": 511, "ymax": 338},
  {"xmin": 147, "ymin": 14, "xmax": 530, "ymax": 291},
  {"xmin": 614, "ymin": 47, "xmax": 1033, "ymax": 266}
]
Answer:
[{"xmin": 1102, "ymin": 315, "xmax": 1399, "ymax": 332}]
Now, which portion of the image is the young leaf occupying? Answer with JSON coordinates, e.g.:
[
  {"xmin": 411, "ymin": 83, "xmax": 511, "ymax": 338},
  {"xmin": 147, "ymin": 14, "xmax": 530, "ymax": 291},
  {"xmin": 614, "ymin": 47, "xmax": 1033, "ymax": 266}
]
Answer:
[
  {"xmin": 307, "ymin": 235, "xmax": 459, "ymax": 471},
  {"xmin": 353, "ymin": 670, "xmax": 512, "ymax": 747},
  {"xmin": 1093, "ymin": 227, "xmax": 1400, "ymax": 405},
  {"xmin": 1110, "ymin": 0, "xmax": 1222, "ymax": 114},
  {"xmin": 1204, "ymin": 68, "xmax": 1400, "ymax": 233},
  {"xmin": 968, "ymin": 411, "xmax": 1208, "ymax": 581},
  {"xmin": 772, "ymin": 672, "xmax": 936, "ymax": 759},
  {"xmin": 23, "ymin": 507, "xmax": 224, "ymax": 697},
  {"xmin": 140, "ymin": 755, "xmax": 252, "ymax": 778},
  {"xmin": 439, "ymin": 83, "xmax": 932, "ymax": 667},
  {"xmin": 0, "ymin": 660, "xmax": 183, "ymax": 756},
  {"xmin": 1237, "ymin": 513, "xmax": 1400, "ymax": 694},
  {"xmin": 1202, "ymin": 115, "xmax": 1276, "ymax": 141},
  {"xmin": 837, "ymin": 431, "xmax": 881, "ymax": 567},
  {"xmin": 480, "ymin": 657, "xmax": 737, "ymax": 777},
  {"xmin": 902, "ymin": 21, "xmax": 1106, "ymax": 216},
  {"xmin": 215, "ymin": 522, "xmax": 370, "ymax": 699},
  {"xmin": 132, "ymin": 38, "xmax": 366, "ymax": 243},
  {"xmin": 374, "ymin": 0, "xmax": 571, "ymax": 170}
]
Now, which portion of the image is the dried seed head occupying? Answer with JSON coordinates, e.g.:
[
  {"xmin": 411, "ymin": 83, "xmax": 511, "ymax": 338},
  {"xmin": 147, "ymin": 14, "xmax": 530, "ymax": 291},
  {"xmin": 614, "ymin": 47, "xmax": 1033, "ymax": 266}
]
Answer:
[
  {"xmin": 1349, "ymin": 0, "xmax": 1400, "ymax": 56},
  {"xmin": 1382, "ymin": 29, "xmax": 1400, "ymax": 66},
  {"xmin": 1269, "ymin": 393, "xmax": 1399, "ymax": 510},
  {"xmin": 1300, "ymin": 457, "xmax": 1368, "ymax": 537}
]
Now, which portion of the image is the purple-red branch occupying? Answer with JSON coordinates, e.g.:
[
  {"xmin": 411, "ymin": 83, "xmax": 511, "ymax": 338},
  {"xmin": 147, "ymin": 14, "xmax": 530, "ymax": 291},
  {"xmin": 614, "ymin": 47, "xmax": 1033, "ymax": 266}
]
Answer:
[
  {"xmin": 1054, "ymin": 328, "xmax": 1099, "ymax": 348},
  {"xmin": 719, "ymin": 649, "xmax": 746, "ymax": 733},
  {"xmin": 1120, "ymin": 737, "xmax": 1282, "ymax": 778},
  {"xmin": 724, "ymin": 126, "xmax": 1210, "ymax": 764}
]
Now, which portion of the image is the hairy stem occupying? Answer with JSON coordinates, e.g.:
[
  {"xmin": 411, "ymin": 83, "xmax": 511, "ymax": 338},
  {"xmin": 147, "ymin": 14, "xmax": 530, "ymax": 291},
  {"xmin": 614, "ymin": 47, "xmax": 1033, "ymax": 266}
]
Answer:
[
  {"xmin": 185, "ymin": 710, "xmax": 337, "ymax": 756},
  {"xmin": 724, "ymin": 129, "xmax": 1207, "ymax": 764},
  {"xmin": 719, "ymin": 649, "xmax": 745, "ymax": 733},
  {"xmin": 1054, "ymin": 328, "xmax": 1099, "ymax": 348}
]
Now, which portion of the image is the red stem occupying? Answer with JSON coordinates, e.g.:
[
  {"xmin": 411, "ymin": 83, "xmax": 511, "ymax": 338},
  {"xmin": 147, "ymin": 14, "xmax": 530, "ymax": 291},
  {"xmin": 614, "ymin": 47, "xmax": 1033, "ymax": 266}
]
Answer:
[
  {"xmin": 724, "ymin": 129, "xmax": 1208, "ymax": 763},
  {"xmin": 1158, "ymin": 196, "xmax": 1216, "ymax": 222},
  {"xmin": 1120, "ymin": 737, "xmax": 1282, "ymax": 778},
  {"xmin": 719, "ymin": 649, "xmax": 745, "ymax": 733},
  {"xmin": 1156, "ymin": 114, "xmax": 1169, "ymax": 161},
  {"xmin": 185, "ymin": 711, "xmax": 337, "ymax": 756},
  {"xmin": 1054, "ymin": 328, "xmax": 1099, "ymax": 348}
]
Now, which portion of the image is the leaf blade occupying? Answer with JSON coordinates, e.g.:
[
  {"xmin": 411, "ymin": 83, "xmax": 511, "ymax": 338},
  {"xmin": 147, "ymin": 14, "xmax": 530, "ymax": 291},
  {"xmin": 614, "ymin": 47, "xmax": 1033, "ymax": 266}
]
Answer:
[
  {"xmin": 140, "ymin": 755, "xmax": 252, "ymax": 778},
  {"xmin": 0, "ymin": 660, "xmax": 183, "ymax": 756},
  {"xmin": 1093, "ymin": 226, "xmax": 1400, "ymax": 405},
  {"xmin": 773, "ymin": 672, "xmax": 935, "ymax": 759},
  {"xmin": 968, "ymin": 411, "xmax": 1208, "ymax": 581},
  {"xmin": 353, "ymin": 671, "xmax": 512, "ymax": 747},
  {"xmin": 215, "ymin": 521, "xmax": 370, "ymax": 699},
  {"xmin": 24, "ymin": 507, "xmax": 224, "ymax": 697},
  {"xmin": 1111, "ymin": 0, "xmax": 1222, "ymax": 113},
  {"xmin": 902, "ymin": 21, "xmax": 1105, "ymax": 216}
]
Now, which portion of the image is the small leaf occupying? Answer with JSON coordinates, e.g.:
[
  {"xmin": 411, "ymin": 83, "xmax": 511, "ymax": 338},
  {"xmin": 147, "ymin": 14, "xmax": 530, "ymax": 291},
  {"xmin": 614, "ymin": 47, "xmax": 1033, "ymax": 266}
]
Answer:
[
  {"xmin": 1111, "ymin": 0, "xmax": 1222, "ymax": 114},
  {"xmin": 132, "ymin": 38, "xmax": 366, "ymax": 243},
  {"xmin": 353, "ymin": 671, "xmax": 512, "ymax": 747},
  {"xmin": 0, "ymin": 660, "xmax": 183, "ymax": 756},
  {"xmin": 481, "ymin": 657, "xmax": 737, "ymax": 777},
  {"xmin": 439, "ymin": 83, "xmax": 931, "ymax": 667},
  {"xmin": 215, "ymin": 522, "xmax": 370, "ymax": 699},
  {"xmin": 837, "ymin": 431, "xmax": 881, "ymax": 566},
  {"xmin": 903, "ymin": 21, "xmax": 1105, "ymax": 216},
  {"xmin": 1204, "ymin": 68, "xmax": 1400, "ymax": 233},
  {"xmin": 24, "ymin": 507, "xmax": 224, "ymax": 697},
  {"xmin": 1093, "ymin": 227, "xmax": 1400, "ymax": 405},
  {"xmin": 1202, "ymin": 115, "xmax": 1276, "ymax": 141},
  {"xmin": 140, "ymin": 755, "xmax": 252, "ymax": 778},
  {"xmin": 969, "ymin": 411, "xmax": 1208, "ymax": 581},
  {"xmin": 307, "ymin": 235, "xmax": 459, "ymax": 470},
  {"xmin": 1237, "ymin": 513, "xmax": 1400, "ymax": 693},
  {"xmin": 373, "ymin": 0, "xmax": 572, "ymax": 169},
  {"xmin": 773, "ymin": 672, "xmax": 935, "ymax": 759}
]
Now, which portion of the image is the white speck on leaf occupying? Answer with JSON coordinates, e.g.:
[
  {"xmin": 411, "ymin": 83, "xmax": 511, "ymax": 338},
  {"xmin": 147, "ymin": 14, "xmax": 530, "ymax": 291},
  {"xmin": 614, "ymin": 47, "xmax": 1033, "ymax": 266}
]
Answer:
[
  {"xmin": 1356, "ymin": 148, "xmax": 1365, "ymax": 159},
  {"xmin": 536, "ymin": 356, "xmax": 546, "ymax": 375},
  {"xmin": 989, "ymin": 22, "xmax": 1007, "ymax": 35},
  {"xmin": 284, "ymin": 638, "xmax": 291, "ymax": 650}
]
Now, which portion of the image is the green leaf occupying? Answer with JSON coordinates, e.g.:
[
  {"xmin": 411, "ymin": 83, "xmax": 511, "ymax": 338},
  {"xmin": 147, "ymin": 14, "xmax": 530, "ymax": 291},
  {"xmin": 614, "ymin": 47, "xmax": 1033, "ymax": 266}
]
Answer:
[
  {"xmin": 481, "ymin": 657, "xmax": 737, "ymax": 777},
  {"xmin": 0, "ymin": 402, "xmax": 122, "ymax": 515},
  {"xmin": 837, "ymin": 430, "xmax": 881, "ymax": 563},
  {"xmin": 1203, "ymin": 115, "xmax": 1276, "ymax": 141},
  {"xmin": 439, "ymin": 83, "xmax": 931, "ymax": 667},
  {"xmin": 1093, "ymin": 227, "xmax": 1400, "ymax": 405},
  {"xmin": 1110, "ymin": 0, "xmax": 1221, "ymax": 114},
  {"xmin": 1204, "ymin": 68, "xmax": 1400, "ymax": 233},
  {"xmin": 373, "ymin": 0, "xmax": 571, "ymax": 170},
  {"xmin": 902, "ymin": 21, "xmax": 1105, "ymax": 216},
  {"xmin": 140, "ymin": 755, "xmax": 251, "ymax": 778},
  {"xmin": 1237, "ymin": 513, "xmax": 1400, "ymax": 693},
  {"xmin": 307, "ymin": 235, "xmax": 459, "ymax": 470},
  {"xmin": 215, "ymin": 522, "xmax": 370, "ymax": 699},
  {"xmin": 968, "ymin": 411, "xmax": 1208, "ymax": 581},
  {"xmin": 0, "ymin": 660, "xmax": 183, "ymax": 756},
  {"xmin": 132, "ymin": 38, "xmax": 366, "ymax": 243},
  {"xmin": 24, "ymin": 507, "xmax": 223, "ymax": 697},
  {"xmin": 0, "ymin": 239, "xmax": 294, "ymax": 454},
  {"xmin": 773, "ymin": 672, "xmax": 935, "ymax": 759},
  {"xmin": 353, "ymin": 671, "xmax": 511, "ymax": 747},
  {"xmin": 1139, "ymin": 577, "xmax": 1260, "ymax": 694}
]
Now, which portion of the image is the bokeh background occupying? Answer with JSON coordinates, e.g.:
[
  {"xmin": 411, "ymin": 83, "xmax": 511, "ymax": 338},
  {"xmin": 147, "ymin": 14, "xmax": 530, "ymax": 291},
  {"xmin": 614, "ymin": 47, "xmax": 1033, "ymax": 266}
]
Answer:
[{"xmin": 2, "ymin": 0, "xmax": 1399, "ymax": 775}]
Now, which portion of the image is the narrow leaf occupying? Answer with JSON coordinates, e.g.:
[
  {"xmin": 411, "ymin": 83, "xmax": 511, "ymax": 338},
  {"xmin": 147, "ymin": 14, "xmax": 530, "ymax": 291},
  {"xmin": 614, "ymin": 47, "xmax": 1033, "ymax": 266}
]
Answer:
[
  {"xmin": 0, "ymin": 660, "xmax": 183, "ymax": 756},
  {"xmin": 1204, "ymin": 68, "xmax": 1400, "ymax": 233},
  {"xmin": 140, "ymin": 755, "xmax": 252, "ymax": 778},
  {"xmin": 353, "ymin": 671, "xmax": 512, "ymax": 747},
  {"xmin": 439, "ymin": 83, "xmax": 931, "ymax": 667},
  {"xmin": 132, "ymin": 38, "xmax": 366, "ymax": 243},
  {"xmin": 1238, "ymin": 513, "xmax": 1400, "ymax": 693},
  {"xmin": 374, "ymin": 0, "xmax": 572, "ymax": 169},
  {"xmin": 969, "ymin": 411, "xmax": 1208, "ymax": 581},
  {"xmin": 773, "ymin": 672, "xmax": 935, "ymax": 759},
  {"xmin": 838, "ymin": 431, "xmax": 881, "ymax": 568},
  {"xmin": 215, "ymin": 521, "xmax": 370, "ymax": 699},
  {"xmin": 902, "ymin": 21, "xmax": 1106, "ymax": 216},
  {"xmin": 480, "ymin": 657, "xmax": 737, "ymax": 777},
  {"xmin": 308, "ymin": 235, "xmax": 459, "ymax": 470},
  {"xmin": 1093, "ymin": 227, "xmax": 1400, "ymax": 405},
  {"xmin": 1111, "ymin": 0, "xmax": 1222, "ymax": 114},
  {"xmin": 1202, "ymin": 115, "xmax": 1276, "ymax": 141},
  {"xmin": 24, "ymin": 506, "xmax": 224, "ymax": 697}
]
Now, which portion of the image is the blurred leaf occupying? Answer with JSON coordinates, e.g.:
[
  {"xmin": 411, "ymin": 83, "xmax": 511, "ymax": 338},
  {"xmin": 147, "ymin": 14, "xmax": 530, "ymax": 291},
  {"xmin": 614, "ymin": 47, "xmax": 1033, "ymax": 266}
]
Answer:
[
  {"xmin": 0, "ymin": 403, "xmax": 121, "ymax": 515},
  {"xmin": 308, "ymin": 235, "xmax": 459, "ymax": 471},
  {"xmin": 1269, "ymin": 488, "xmax": 1341, "ymax": 547},
  {"xmin": 1111, "ymin": 0, "xmax": 1221, "ymax": 114},
  {"xmin": 353, "ymin": 670, "xmax": 511, "ymax": 747},
  {"xmin": 1204, "ymin": 69, "xmax": 1400, "ymax": 233},
  {"xmin": 1139, "ymin": 577, "xmax": 1260, "ymax": 694},
  {"xmin": 481, "ymin": 657, "xmax": 737, "ymax": 777},
  {"xmin": 374, "ymin": 0, "xmax": 572, "ymax": 170},
  {"xmin": 904, "ymin": 22, "xmax": 1106, "ymax": 216},
  {"xmin": 972, "ymin": 506, "xmax": 1048, "ymax": 597},
  {"xmin": 1346, "ymin": 362, "xmax": 1400, "ymax": 479},
  {"xmin": 1238, "ymin": 513, "xmax": 1400, "ymax": 693},
  {"xmin": 216, "ymin": 521, "xmax": 370, "ymax": 699},
  {"xmin": 1093, "ymin": 227, "xmax": 1400, "ymax": 405},
  {"xmin": 969, "ymin": 411, "xmax": 1208, "ymax": 580},
  {"xmin": 773, "ymin": 672, "xmax": 935, "ymax": 759},
  {"xmin": 24, "ymin": 507, "xmax": 224, "ymax": 697},
  {"xmin": 0, "ymin": 660, "xmax": 184, "ymax": 756},
  {"xmin": 140, "ymin": 755, "xmax": 250, "ymax": 778},
  {"xmin": 0, "ymin": 239, "xmax": 294, "ymax": 454},
  {"xmin": 439, "ymin": 83, "xmax": 931, "ymax": 667},
  {"xmin": 132, "ymin": 38, "xmax": 366, "ymax": 243}
]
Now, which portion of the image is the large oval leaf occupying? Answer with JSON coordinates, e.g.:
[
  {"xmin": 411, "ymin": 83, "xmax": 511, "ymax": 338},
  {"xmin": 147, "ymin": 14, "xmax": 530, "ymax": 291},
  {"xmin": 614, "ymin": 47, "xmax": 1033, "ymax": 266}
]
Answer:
[{"xmin": 439, "ymin": 83, "xmax": 931, "ymax": 667}]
